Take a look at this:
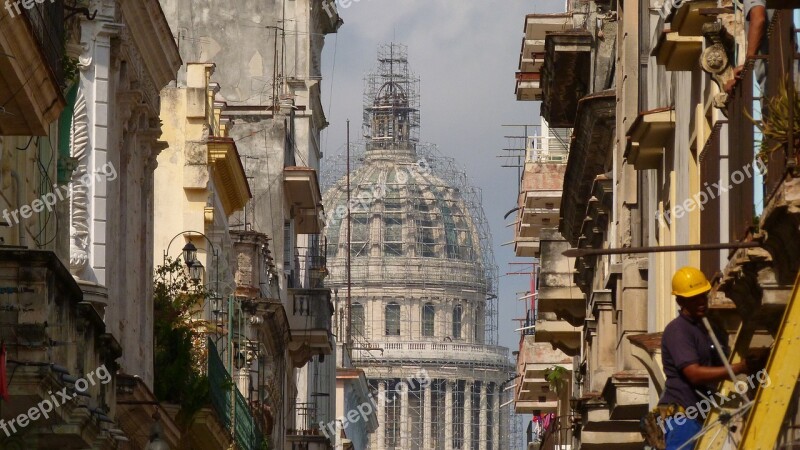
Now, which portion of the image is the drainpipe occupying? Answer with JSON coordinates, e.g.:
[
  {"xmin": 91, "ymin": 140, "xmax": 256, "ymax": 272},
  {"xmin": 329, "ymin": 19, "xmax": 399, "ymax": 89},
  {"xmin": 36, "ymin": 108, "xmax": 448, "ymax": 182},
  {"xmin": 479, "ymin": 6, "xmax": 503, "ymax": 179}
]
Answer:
[{"xmin": 9, "ymin": 170, "xmax": 26, "ymax": 248}]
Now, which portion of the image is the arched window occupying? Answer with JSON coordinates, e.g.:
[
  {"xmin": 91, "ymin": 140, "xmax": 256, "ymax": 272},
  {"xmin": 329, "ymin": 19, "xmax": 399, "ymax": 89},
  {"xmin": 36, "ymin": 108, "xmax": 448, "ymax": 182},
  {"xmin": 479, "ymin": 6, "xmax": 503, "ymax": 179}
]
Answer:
[
  {"xmin": 452, "ymin": 304, "xmax": 462, "ymax": 339},
  {"xmin": 351, "ymin": 303, "xmax": 365, "ymax": 337},
  {"xmin": 474, "ymin": 309, "xmax": 481, "ymax": 341},
  {"xmin": 385, "ymin": 303, "xmax": 401, "ymax": 336},
  {"xmin": 422, "ymin": 303, "xmax": 435, "ymax": 337}
]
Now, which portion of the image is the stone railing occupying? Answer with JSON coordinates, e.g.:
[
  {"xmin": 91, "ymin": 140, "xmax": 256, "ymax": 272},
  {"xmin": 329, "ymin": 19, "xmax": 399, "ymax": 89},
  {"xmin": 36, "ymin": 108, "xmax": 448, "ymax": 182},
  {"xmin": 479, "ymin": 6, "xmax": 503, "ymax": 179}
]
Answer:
[{"xmin": 354, "ymin": 340, "xmax": 509, "ymax": 368}]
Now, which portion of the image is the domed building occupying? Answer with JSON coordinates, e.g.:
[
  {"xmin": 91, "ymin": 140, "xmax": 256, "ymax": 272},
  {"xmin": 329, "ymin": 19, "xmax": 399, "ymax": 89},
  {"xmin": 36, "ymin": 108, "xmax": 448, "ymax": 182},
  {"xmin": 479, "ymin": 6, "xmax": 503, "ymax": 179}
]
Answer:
[{"xmin": 322, "ymin": 44, "xmax": 512, "ymax": 450}]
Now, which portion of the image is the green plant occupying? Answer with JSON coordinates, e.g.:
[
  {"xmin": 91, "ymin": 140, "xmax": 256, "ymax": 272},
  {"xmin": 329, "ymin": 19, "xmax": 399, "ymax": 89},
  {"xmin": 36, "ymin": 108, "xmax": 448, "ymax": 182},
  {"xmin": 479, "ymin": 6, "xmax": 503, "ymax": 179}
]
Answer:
[
  {"xmin": 544, "ymin": 365, "xmax": 570, "ymax": 394},
  {"xmin": 62, "ymin": 55, "xmax": 79, "ymax": 87},
  {"xmin": 153, "ymin": 257, "xmax": 212, "ymax": 425},
  {"xmin": 747, "ymin": 75, "xmax": 800, "ymax": 163}
]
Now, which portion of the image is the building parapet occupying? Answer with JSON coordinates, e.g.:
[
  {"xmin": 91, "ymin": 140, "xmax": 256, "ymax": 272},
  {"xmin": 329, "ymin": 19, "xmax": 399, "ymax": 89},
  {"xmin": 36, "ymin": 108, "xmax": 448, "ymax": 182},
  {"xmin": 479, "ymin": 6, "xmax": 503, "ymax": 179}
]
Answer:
[
  {"xmin": 353, "ymin": 341, "xmax": 510, "ymax": 369},
  {"xmin": 559, "ymin": 90, "xmax": 616, "ymax": 248}
]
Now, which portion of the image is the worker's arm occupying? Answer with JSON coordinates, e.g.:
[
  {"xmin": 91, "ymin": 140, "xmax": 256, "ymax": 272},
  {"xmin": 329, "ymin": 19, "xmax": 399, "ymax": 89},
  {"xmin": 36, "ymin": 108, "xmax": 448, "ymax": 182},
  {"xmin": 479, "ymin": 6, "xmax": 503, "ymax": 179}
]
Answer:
[
  {"xmin": 724, "ymin": 4, "xmax": 768, "ymax": 93},
  {"xmin": 746, "ymin": 6, "xmax": 768, "ymax": 60},
  {"xmin": 682, "ymin": 361, "xmax": 748, "ymax": 385}
]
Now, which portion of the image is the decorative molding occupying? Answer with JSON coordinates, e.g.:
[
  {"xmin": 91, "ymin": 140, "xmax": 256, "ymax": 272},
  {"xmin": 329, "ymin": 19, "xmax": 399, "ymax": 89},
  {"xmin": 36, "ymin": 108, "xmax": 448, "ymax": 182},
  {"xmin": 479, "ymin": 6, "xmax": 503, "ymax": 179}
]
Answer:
[
  {"xmin": 701, "ymin": 22, "xmax": 735, "ymax": 109},
  {"xmin": 118, "ymin": 0, "xmax": 182, "ymax": 91},
  {"xmin": 69, "ymin": 86, "xmax": 90, "ymax": 277}
]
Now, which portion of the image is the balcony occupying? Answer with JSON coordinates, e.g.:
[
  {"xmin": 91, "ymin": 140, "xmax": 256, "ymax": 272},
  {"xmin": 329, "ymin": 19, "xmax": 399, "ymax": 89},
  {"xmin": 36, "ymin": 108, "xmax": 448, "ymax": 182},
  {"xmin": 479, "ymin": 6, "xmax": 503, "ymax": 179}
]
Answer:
[
  {"xmin": 116, "ymin": 375, "xmax": 181, "ymax": 449},
  {"xmin": 514, "ymin": 236, "xmax": 541, "ymax": 258},
  {"xmin": 207, "ymin": 339, "xmax": 264, "ymax": 450},
  {"xmin": 287, "ymin": 288, "xmax": 333, "ymax": 367},
  {"xmin": 515, "ymin": 72, "xmax": 542, "ymax": 101},
  {"xmin": 0, "ymin": 249, "xmax": 116, "ymax": 447},
  {"xmin": 668, "ymin": 0, "xmax": 717, "ymax": 36},
  {"xmin": 575, "ymin": 176, "xmax": 614, "ymax": 291},
  {"xmin": 284, "ymin": 167, "xmax": 324, "ymax": 234},
  {"xmin": 533, "ymin": 317, "xmax": 582, "ymax": 356},
  {"xmin": 0, "ymin": 0, "xmax": 66, "ymax": 135},
  {"xmin": 624, "ymin": 107, "xmax": 676, "ymax": 170},
  {"xmin": 295, "ymin": 244, "xmax": 328, "ymax": 289},
  {"xmin": 538, "ymin": 229, "xmax": 585, "ymax": 326},
  {"xmin": 652, "ymin": 28, "xmax": 703, "ymax": 71},
  {"xmin": 602, "ymin": 370, "xmax": 649, "ymax": 420},
  {"xmin": 208, "ymin": 137, "xmax": 252, "ymax": 216},
  {"xmin": 560, "ymin": 90, "xmax": 616, "ymax": 247},
  {"xmin": 515, "ymin": 163, "xmax": 566, "ymax": 255},
  {"xmin": 516, "ymin": 13, "xmax": 574, "ymax": 103},
  {"xmin": 288, "ymin": 403, "xmax": 333, "ymax": 450},
  {"xmin": 540, "ymin": 31, "xmax": 593, "ymax": 128},
  {"xmin": 515, "ymin": 337, "xmax": 571, "ymax": 414}
]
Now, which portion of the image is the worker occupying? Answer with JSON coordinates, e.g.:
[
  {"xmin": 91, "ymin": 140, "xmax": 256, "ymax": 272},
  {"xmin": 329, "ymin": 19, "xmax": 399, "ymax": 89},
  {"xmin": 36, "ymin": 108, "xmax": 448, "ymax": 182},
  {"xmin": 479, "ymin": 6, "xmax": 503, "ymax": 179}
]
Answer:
[
  {"xmin": 725, "ymin": 0, "xmax": 771, "ymax": 94},
  {"xmin": 657, "ymin": 267, "xmax": 750, "ymax": 450}
]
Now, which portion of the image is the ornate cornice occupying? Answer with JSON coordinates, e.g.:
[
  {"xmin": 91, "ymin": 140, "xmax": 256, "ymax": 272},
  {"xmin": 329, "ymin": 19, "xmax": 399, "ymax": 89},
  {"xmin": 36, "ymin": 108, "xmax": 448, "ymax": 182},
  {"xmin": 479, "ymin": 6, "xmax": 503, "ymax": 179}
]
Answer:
[
  {"xmin": 118, "ymin": 0, "xmax": 181, "ymax": 90},
  {"xmin": 208, "ymin": 137, "xmax": 252, "ymax": 216}
]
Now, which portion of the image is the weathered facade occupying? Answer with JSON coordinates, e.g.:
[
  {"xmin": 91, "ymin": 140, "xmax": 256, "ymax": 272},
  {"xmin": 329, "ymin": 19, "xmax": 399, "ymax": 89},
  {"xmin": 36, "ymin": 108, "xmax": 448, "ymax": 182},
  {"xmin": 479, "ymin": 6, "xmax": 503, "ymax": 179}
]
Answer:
[
  {"xmin": 154, "ymin": 61, "xmax": 253, "ymax": 448},
  {"xmin": 157, "ymin": 1, "xmax": 351, "ymax": 448},
  {"xmin": 511, "ymin": 0, "xmax": 800, "ymax": 448},
  {"xmin": 0, "ymin": 0, "xmax": 181, "ymax": 446}
]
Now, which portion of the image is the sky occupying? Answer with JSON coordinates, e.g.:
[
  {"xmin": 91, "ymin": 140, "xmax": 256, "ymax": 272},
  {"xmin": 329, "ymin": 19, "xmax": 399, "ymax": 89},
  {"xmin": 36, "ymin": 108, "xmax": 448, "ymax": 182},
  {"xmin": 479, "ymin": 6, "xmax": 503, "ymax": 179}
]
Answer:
[{"xmin": 320, "ymin": 0, "xmax": 563, "ymax": 353}]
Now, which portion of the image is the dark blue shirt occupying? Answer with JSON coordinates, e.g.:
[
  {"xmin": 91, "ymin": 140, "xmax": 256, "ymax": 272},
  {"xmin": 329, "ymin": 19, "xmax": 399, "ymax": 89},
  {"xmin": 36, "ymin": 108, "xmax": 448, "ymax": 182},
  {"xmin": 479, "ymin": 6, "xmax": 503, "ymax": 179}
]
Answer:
[{"xmin": 659, "ymin": 314, "xmax": 729, "ymax": 408}]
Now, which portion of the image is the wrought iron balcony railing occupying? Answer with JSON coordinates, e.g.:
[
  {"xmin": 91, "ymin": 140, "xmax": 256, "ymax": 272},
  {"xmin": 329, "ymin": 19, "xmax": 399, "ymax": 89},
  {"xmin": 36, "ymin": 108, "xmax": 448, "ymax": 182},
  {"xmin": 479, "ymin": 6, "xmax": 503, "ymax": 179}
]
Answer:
[
  {"xmin": 208, "ymin": 339, "xmax": 264, "ymax": 450},
  {"xmin": 22, "ymin": 0, "xmax": 65, "ymax": 87}
]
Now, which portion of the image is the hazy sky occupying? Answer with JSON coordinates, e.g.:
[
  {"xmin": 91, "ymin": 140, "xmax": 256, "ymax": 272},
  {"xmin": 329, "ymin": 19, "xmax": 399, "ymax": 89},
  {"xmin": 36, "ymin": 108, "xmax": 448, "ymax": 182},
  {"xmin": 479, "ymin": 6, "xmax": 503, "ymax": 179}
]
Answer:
[{"xmin": 320, "ymin": 0, "xmax": 564, "ymax": 353}]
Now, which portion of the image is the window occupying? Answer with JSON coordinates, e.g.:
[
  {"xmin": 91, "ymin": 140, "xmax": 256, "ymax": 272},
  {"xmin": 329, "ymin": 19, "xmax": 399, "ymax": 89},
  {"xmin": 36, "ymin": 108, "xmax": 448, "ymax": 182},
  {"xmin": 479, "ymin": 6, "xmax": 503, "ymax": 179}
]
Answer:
[
  {"xmin": 352, "ymin": 303, "xmax": 365, "ymax": 337},
  {"xmin": 385, "ymin": 303, "xmax": 400, "ymax": 336},
  {"xmin": 283, "ymin": 221, "xmax": 292, "ymax": 267},
  {"xmin": 383, "ymin": 215, "xmax": 403, "ymax": 256},
  {"xmin": 351, "ymin": 214, "xmax": 369, "ymax": 257},
  {"xmin": 418, "ymin": 217, "xmax": 437, "ymax": 258},
  {"xmin": 452, "ymin": 304, "xmax": 462, "ymax": 339},
  {"xmin": 422, "ymin": 303, "xmax": 435, "ymax": 337}
]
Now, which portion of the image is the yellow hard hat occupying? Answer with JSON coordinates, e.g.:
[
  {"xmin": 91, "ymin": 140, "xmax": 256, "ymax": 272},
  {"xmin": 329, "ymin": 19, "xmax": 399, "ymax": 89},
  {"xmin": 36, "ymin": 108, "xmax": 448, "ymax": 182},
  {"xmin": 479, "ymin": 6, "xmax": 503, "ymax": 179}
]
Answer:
[{"xmin": 672, "ymin": 266, "xmax": 712, "ymax": 297}]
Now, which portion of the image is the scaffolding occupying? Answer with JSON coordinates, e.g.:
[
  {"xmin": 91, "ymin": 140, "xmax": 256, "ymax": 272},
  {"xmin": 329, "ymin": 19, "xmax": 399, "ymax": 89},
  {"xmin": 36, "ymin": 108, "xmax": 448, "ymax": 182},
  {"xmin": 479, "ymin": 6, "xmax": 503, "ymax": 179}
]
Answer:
[
  {"xmin": 361, "ymin": 376, "xmax": 506, "ymax": 450},
  {"xmin": 321, "ymin": 141, "xmax": 499, "ymax": 347},
  {"xmin": 362, "ymin": 43, "xmax": 420, "ymax": 150},
  {"xmin": 320, "ymin": 43, "xmax": 512, "ymax": 449}
]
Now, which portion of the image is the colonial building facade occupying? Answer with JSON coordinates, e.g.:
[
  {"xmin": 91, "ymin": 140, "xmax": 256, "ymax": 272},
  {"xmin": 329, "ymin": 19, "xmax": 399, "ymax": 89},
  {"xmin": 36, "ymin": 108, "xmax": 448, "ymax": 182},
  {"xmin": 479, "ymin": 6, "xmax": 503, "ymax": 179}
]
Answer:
[{"xmin": 511, "ymin": 0, "xmax": 800, "ymax": 449}]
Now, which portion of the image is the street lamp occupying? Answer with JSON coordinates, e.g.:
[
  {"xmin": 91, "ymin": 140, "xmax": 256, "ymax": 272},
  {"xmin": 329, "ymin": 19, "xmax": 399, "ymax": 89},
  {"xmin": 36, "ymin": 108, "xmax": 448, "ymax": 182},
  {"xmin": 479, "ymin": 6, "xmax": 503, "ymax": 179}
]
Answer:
[
  {"xmin": 188, "ymin": 259, "xmax": 204, "ymax": 284},
  {"xmin": 164, "ymin": 230, "xmax": 219, "ymax": 295},
  {"xmin": 182, "ymin": 242, "xmax": 197, "ymax": 265}
]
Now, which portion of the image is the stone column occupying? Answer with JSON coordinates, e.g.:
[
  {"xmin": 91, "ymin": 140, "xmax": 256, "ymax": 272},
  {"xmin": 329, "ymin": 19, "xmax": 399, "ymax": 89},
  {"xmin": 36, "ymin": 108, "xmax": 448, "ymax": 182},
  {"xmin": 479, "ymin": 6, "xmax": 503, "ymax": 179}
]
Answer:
[
  {"xmin": 445, "ymin": 380, "xmax": 453, "ymax": 450},
  {"xmin": 492, "ymin": 384, "xmax": 500, "ymax": 450},
  {"xmin": 479, "ymin": 382, "xmax": 487, "ymax": 450},
  {"xmin": 377, "ymin": 381, "xmax": 386, "ymax": 450},
  {"xmin": 464, "ymin": 380, "xmax": 472, "ymax": 450},
  {"xmin": 400, "ymin": 380, "xmax": 409, "ymax": 449},
  {"xmin": 423, "ymin": 381, "xmax": 432, "ymax": 448}
]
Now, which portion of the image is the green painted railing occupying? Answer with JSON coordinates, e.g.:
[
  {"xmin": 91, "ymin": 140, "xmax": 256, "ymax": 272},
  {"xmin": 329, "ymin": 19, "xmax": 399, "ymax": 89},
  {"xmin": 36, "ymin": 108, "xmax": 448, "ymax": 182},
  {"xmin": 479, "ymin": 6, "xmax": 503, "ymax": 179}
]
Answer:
[{"xmin": 208, "ymin": 338, "xmax": 264, "ymax": 450}]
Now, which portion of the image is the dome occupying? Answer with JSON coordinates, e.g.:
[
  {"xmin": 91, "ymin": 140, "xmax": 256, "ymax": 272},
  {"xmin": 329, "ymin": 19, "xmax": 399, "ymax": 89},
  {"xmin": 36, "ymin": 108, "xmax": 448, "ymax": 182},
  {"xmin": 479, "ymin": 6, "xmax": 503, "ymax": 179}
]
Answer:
[
  {"xmin": 318, "ymin": 43, "xmax": 510, "ymax": 450},
  {"xmin": 319, "ymin": 43, "xmax": 498, "ymax": 346},
  {"xmin": 322, "ymin": 150, "xmax": 487, "ymax": 293}
]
